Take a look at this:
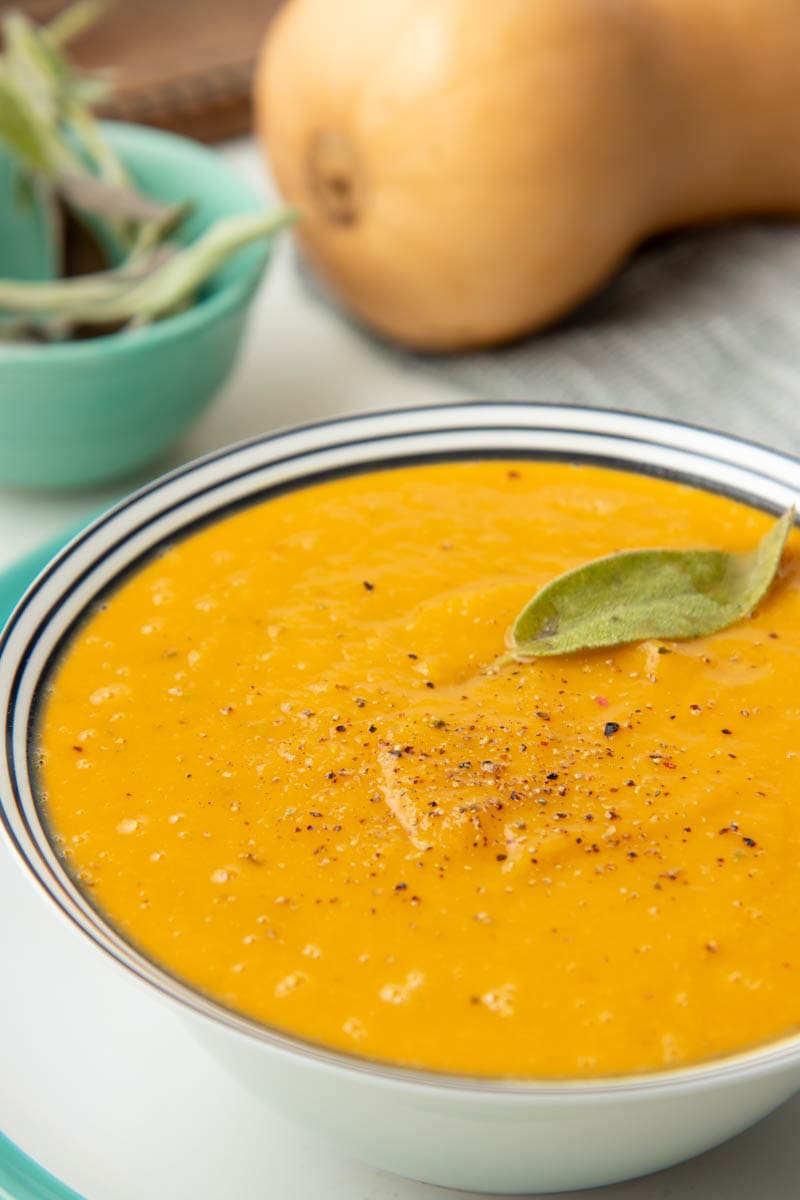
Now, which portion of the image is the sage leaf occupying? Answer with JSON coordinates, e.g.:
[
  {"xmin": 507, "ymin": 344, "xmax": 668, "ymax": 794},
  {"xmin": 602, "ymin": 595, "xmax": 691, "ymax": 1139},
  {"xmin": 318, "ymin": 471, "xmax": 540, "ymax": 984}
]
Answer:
[
  {"xmin": 0, "ymin": 2, "xmax": 296, "ymax": 341},
  {"xmin": 0, "ymin": 5, "xmax": 145, "ymax": 257},
  {"xmin": 46, "ymin": 0, "xmax": 114, "ymax": 48},
  {"xmin": 0, "ymin": 72, "xmax": 51, "ymax": 170},
  {"xmin": 509, "ymin": 508, "xmax": 795, "ymax": 658},
  {"xmin": 0, "ymin": 208, "xmax": 297, "ymax": 328},
  {"xmin": 55, "ymin": 171, "xmax": 188, "ymax": 229}
]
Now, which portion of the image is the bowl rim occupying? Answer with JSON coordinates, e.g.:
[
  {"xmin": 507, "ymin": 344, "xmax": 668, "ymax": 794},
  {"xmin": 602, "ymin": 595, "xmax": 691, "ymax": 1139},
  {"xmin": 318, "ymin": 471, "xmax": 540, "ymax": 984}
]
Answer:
[
  {"xmin": 0, "ymin": 121, "xmax": 269, "ymax": 365},
  {"xmin": 2, "ymin": 399, "xmax": 800, "ymax": 1099}
]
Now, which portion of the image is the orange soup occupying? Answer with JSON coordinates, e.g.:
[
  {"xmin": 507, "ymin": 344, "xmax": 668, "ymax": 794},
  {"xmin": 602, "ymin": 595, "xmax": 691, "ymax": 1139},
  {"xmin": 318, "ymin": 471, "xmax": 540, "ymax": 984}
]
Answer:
[{"xmin": 37, "ymin": 462, "xmax": 800, "ymax": 1077}]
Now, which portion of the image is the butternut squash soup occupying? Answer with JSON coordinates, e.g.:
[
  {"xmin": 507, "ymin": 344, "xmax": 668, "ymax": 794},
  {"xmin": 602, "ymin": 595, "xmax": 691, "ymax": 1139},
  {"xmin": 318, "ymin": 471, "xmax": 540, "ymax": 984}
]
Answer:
[{"xmin": 36, "ymin": 462, "xmax": 800, "ymax": 1077}]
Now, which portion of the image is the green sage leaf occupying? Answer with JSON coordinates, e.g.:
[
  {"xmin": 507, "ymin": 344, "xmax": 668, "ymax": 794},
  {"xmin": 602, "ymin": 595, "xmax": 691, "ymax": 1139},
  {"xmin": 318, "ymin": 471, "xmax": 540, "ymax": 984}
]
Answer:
[
  {"xmin": 0, "ymin": 2, "xmax": 296, "ymax": 341},
  {"xmin": 0, "ymin": 71, "xmax": 51, "ymax": 170},
  {"xmin": 55, "ymin": 171, "xmax": 187, "ymax": 228},
  {"xmin": 509, "ymin": 508, "xmax": 795, "ymax": 658},
  {"xmin": 0, "ymin": 208, "xmax": 297, "ymax": 333},
  {"xmin": 45, "ymin": 0, "xmax": 115, "ymax": 48}
]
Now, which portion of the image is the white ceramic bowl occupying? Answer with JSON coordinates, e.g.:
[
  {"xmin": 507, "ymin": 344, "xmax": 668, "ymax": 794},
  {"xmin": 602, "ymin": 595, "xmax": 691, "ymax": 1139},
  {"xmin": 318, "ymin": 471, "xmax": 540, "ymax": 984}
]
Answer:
[{"xmin": 2, "ymin": 403, "xmax": 800, "ymax": 1195}]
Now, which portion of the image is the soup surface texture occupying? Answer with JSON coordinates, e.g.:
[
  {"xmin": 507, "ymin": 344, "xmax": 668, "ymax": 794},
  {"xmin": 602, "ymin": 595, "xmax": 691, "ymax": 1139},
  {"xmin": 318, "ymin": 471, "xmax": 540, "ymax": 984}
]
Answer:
[{"xmin": 38, "ymin": 462, "xmax": 800, "ymax": 1077}]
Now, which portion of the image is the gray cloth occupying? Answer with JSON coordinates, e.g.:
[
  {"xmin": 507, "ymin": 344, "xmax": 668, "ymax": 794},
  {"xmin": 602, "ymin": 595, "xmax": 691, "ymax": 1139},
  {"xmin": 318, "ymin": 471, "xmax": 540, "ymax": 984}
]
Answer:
[{"xmin": 413, "ymin": 221, "xmax": 800, "ymax": 455}]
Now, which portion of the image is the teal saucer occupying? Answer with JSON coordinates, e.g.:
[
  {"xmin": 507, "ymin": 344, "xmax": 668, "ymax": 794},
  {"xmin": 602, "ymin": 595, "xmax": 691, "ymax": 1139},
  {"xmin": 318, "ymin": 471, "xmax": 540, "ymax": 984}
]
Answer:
[
  {"xmin": 0, "ymin": 1131, "xmax": 84, "ymax": 1199},
  {"xmin": 0, "ymin": 528, "xmax": 78, "ymax": 628}
]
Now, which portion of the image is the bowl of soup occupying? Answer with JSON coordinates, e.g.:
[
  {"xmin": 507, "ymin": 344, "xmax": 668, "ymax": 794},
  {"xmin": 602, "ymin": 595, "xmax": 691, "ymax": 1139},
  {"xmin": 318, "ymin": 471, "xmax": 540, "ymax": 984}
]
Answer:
[{"xmin": 2, "ymin": 403, "xmax": 800, "ymax": 1193}]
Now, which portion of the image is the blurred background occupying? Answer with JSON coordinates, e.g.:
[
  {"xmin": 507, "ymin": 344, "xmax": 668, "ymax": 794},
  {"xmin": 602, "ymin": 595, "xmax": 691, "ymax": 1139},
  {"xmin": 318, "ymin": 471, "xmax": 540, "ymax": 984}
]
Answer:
[
  {"xmin": 3, "ymin": 0, "xmax": 799, "ymax": 502},
  {"xmin": 11, "ymin": 0, "xmax": 283, "ymax": 141}
]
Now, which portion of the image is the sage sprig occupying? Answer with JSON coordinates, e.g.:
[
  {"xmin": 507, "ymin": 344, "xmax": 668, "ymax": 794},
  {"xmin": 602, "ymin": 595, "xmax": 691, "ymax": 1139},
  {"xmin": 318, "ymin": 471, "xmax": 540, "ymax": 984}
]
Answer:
[
  {"xmin": 0, "ymin": 4, "xmax": 138, "ymax": 245},
  {"xmin": 0, "ymin": 209, "xmax": 297, "ymax": 330},
  {"xmin": 0, "ymin": 2, "xmax": 294, "ymax": 341},
  {"xmin": 503, "ymin": 508, "xmax": 794, "ymax": 660}
]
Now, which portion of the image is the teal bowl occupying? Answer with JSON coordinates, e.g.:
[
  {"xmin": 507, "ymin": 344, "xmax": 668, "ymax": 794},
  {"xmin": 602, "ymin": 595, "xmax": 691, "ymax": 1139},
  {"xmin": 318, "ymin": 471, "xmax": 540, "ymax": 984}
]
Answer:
[{"xmin": 0, "ymin": 122, "xmax": 270, "ymax": 490}]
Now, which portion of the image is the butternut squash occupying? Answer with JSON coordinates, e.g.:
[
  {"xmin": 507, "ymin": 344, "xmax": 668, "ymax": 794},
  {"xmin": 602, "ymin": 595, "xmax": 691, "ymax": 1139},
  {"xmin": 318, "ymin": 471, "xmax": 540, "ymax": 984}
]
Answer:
[{"xmin": 256, "ymin": 0, "xmax": 800, "ymax": 350}]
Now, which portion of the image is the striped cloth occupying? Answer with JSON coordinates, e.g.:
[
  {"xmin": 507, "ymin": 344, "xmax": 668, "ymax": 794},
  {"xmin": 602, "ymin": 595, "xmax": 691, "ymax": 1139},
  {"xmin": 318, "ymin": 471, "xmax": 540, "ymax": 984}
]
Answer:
[{"xmin": 414, "ymin": 221, "xmax": 800, "ymax": 455}]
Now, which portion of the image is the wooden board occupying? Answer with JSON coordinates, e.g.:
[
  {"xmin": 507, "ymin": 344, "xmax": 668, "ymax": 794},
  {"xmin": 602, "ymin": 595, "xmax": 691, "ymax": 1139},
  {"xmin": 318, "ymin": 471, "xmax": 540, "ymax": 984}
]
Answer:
[{"xmin": 11, "ymin": 0, "xmax": 285, "ymax": 143}]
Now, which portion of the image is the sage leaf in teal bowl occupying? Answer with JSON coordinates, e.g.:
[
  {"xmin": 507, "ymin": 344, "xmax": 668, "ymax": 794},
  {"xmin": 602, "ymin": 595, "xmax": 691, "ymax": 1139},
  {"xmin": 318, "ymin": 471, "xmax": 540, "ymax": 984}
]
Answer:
[{"xmin": 0, "ymin": 122, "xmax": 281, "ymax": 490}]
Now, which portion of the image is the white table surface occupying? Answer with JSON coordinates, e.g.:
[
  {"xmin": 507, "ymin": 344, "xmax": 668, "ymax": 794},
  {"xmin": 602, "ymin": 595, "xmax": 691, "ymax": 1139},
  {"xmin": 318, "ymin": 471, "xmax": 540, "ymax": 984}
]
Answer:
[{"xmin": 1, "ymin": 141, "xmax": 799, "ymax": 1200}]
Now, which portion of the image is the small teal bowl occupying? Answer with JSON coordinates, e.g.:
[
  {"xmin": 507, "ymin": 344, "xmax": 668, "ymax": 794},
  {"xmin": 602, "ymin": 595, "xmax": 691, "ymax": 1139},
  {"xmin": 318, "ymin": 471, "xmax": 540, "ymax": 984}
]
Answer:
[{"xmin": 0, "ymin": 122, "xmax": 270, "ymax": 490}]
